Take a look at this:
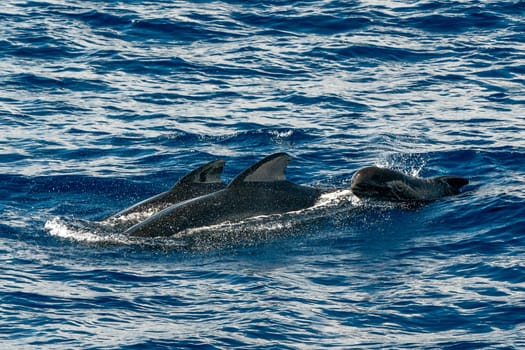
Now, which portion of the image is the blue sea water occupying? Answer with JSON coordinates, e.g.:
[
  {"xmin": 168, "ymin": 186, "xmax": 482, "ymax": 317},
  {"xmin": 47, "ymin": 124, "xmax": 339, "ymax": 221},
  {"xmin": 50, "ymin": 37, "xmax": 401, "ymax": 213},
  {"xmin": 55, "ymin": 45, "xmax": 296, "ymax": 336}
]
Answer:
[{"xmin": 1, "ymin": 0, "xmax": 525, "ymax": 348}]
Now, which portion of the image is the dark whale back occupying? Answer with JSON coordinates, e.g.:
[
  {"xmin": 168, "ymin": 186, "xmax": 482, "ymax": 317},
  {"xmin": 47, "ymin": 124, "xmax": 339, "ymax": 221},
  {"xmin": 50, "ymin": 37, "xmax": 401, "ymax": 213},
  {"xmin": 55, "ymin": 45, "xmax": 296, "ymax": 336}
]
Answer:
[
  {"xmin": 107, "ymin": 159, "xmax": 226, "ymax": 223},
  {"xmin": 125, "ymin": 153, "xmax": 322, "ymax": 237}
]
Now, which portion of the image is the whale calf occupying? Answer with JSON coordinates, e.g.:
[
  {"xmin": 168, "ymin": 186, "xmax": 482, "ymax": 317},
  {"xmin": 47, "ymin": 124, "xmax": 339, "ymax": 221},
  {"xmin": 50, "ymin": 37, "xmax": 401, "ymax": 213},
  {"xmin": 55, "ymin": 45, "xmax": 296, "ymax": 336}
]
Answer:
[
  {"xmin": 125, "ymin": 153, "xmax": 323, "ymax": 237},
  {"xmin": 106, "ymin": 159, "xmax": 226, "ymax": 226},
  {"xmin": 350, "ymin": 166, "xmax": 468, "ymax": 202}
]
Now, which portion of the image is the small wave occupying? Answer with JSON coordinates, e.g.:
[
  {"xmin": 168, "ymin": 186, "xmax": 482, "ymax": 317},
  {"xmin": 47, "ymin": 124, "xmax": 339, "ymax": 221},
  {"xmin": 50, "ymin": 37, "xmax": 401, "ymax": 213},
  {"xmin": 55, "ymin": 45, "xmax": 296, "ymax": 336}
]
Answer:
[
  {"xmin": 232, "ymin": 12, "xmax": 371, "ymax": 35},
  {"xmin": 64, "ymin": 9, "xmax": 133, "ymax": 28}
]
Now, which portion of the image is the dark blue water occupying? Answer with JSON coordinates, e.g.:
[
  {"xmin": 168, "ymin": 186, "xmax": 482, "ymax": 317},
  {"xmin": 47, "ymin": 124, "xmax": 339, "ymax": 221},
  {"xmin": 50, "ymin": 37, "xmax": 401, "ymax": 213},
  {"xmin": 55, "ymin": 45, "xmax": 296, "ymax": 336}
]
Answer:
[{"xmin": 1, "ymin": 0, "xmax": 524, "ymax": 348}]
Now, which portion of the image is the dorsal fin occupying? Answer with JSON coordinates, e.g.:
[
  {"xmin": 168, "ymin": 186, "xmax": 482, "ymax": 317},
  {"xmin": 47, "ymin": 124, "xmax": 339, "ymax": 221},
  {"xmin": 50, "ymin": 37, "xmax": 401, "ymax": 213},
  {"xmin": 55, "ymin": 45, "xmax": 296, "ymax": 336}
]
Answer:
[
  {"xmin": 228, "ymin": 153, "xmax": 291, "ymax": 188},
  {"xmin": 172, "ymin": 159, "xmax": 225, "ymax": 189}
]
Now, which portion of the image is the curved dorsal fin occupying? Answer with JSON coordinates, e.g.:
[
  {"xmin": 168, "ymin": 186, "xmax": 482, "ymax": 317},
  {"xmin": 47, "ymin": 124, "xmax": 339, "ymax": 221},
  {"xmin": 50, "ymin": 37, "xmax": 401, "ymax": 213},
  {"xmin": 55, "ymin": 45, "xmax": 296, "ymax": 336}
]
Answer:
[
  {"xmin": 228, "ymin": 153, "xmax": 291, "ymax": 188},
  {"xmin": 172, "ymin": 159, "xmax": 225, "ymax": 189}
]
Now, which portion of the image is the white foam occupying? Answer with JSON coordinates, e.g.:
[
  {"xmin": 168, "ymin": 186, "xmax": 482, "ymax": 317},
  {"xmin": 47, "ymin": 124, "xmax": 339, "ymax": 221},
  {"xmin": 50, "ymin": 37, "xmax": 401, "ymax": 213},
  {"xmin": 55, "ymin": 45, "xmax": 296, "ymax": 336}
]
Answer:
[
  {"xmin": 102, "ymin": 208, "xmax": 159, "ymax": 227},
  {"xmin": 44, "ymin": 217, "xmax": 131, "ymax": 245},
  {"xmin": 45, "ymin": 217, "xmax": 104, "ymax": 243},
  {"xmin": 315, "ymin": 189, "xmax": 359, "ymax": 208}
]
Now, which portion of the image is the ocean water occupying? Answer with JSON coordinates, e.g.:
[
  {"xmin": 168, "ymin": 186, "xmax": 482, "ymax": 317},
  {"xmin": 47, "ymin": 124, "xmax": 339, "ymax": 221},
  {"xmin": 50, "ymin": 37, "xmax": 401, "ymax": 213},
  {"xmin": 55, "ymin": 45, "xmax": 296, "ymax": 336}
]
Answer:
[{"xmin": 1, "ymin": 0, "xmax": 524, "ymax": 348}]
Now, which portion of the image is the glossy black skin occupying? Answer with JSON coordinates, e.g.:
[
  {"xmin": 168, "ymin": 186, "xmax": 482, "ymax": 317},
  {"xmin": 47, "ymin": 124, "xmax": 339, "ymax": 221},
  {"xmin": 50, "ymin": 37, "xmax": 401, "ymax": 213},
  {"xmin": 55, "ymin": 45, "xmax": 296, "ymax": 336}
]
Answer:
[
  {"xmin": 105, "ymin": 159, "xmax": 226, "ymax": 228},
  {"xmin": 350, "ymin": 166, "xmax": 468, "ymax": 202},
  {"xmin": 110, "ymin": 182, "xmax": 226, "ymax": 220},
  {"xmin": 125, "ymin": 181, "xmax": 323, "ymax": 237}
]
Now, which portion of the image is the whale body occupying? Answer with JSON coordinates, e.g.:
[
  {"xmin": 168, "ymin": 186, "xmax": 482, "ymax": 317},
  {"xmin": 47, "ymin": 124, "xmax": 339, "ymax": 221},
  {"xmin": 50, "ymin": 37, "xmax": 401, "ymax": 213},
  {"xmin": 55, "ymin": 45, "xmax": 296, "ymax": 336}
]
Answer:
[
  {"xmin": 125, "ymin": 153, "xmax": 323, "ymax": 237},
  {"xmin": 106, "ymin": 159, "xmax": 226, "ymax": 226},
  {"xmin": 350, "ymin": 166, "xmax": 468, "ymax": 202}
]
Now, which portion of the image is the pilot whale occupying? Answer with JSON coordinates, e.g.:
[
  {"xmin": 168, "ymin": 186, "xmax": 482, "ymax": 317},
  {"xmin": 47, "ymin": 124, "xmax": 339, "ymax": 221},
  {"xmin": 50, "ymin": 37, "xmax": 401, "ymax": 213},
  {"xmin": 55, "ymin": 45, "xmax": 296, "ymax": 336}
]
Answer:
[
  {"xmin": 106, "ymin": 159, "xmax": 226, "ymax": 226},
  {"xmin": 125, "ymin": 153, "xmax": 323, "ymax": 237},
  {"xmin": 350, "ymin": 166, "xmax": 468, "ymax": 202}
]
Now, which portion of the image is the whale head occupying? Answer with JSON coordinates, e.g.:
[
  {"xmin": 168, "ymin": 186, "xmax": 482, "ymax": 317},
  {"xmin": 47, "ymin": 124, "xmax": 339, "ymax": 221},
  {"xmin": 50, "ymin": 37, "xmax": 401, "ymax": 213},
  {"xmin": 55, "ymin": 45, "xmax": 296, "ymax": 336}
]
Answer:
[
  {"xmin": 351, "ymin": 166, "xmax": 468, "ymax": 202},
  {"xmin": 351, "ymin": 166, "xmax": 412, "ymax": 201}
]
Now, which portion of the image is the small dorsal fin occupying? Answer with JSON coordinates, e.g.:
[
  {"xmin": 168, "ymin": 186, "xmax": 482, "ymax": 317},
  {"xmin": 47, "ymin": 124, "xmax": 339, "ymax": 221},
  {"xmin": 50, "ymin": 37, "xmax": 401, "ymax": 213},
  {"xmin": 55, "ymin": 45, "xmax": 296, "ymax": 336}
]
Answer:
[
  {"xmin": 228, "ymin": 153, "xmax": 291, "ymax": 188},
  {"xmin": 173, "ymin": 159, "xmax": 225, "ymax": 188}
]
